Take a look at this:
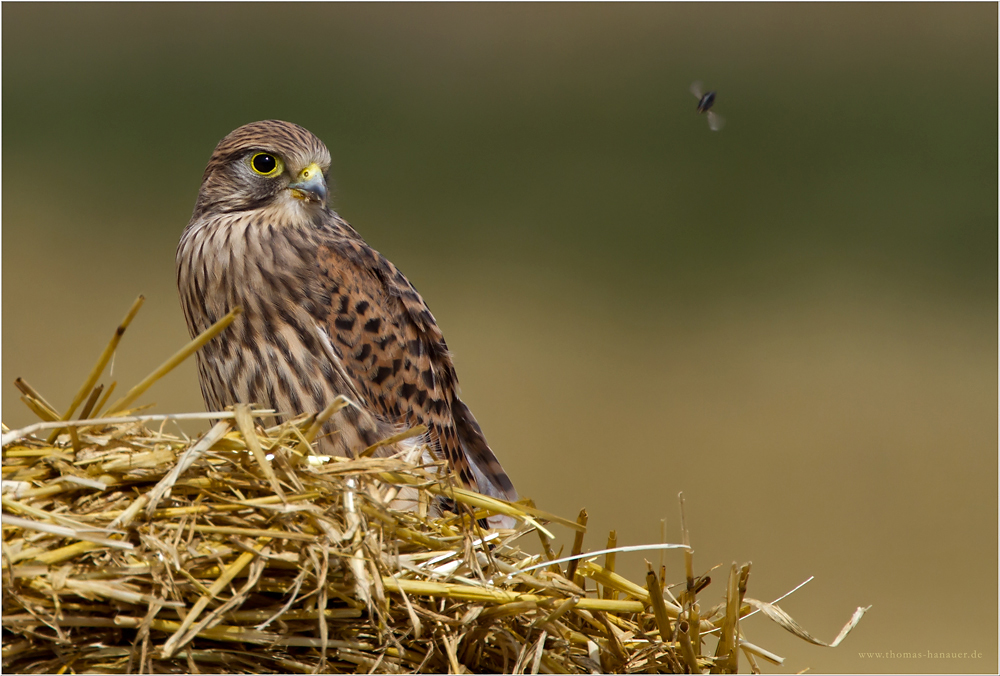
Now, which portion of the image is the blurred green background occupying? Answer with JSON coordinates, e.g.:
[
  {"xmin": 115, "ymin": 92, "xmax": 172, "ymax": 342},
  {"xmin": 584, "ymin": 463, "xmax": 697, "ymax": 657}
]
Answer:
[{"xmin": 3, "ymin": 3, "xmax": 996, "ymax": 673}]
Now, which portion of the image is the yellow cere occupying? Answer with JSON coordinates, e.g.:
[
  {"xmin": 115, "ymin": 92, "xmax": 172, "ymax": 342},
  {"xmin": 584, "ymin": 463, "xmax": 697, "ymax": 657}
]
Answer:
[{"xmin": 298, "ymin": 163, "xmax": 321, "ymax": 181}]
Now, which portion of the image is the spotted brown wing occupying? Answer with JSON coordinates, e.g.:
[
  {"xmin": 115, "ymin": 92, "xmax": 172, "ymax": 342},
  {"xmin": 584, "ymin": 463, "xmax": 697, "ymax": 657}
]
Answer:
[{"xmin": 314, "ymin": 224, "xmax": 517, "ymax": 503}]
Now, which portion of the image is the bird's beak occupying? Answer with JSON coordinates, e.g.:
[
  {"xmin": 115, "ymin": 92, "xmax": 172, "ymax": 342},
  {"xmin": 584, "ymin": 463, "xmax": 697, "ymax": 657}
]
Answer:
[{"xmin": 288, "ymin": 163, "xmax": 328, "ymax": 204}]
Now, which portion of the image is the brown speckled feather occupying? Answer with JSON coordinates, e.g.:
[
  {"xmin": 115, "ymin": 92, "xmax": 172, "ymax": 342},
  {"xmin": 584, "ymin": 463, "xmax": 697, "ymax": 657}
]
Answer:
[{"xmin": 176, "ymin": 120, "xmax": 516, "ymax": 506}]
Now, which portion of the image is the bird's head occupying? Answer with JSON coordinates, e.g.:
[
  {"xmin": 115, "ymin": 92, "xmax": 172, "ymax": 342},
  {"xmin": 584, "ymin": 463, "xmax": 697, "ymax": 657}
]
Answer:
[{"xmin": 194, "ymin": 120, "xmax": 332, "ymax": 218}]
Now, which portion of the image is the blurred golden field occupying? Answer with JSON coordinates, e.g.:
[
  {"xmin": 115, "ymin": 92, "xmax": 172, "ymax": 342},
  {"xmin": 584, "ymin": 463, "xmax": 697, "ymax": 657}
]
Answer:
[{"xmin": 3, "ymin": 4, "xmax": 996, "ymax": 673}]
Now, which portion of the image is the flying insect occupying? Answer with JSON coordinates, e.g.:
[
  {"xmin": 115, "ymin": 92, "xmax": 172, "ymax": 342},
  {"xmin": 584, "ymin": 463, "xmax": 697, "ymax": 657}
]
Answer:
[{"xmin": 690, "ymin": 81, "xmax": 725, "ymax": 131}]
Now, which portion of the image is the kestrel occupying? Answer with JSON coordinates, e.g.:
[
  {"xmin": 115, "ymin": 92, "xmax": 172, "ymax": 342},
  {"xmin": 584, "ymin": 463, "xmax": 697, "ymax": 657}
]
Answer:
[{"xmin": 176, "ymin": 120, "xmax": 517, "ymax": 513}]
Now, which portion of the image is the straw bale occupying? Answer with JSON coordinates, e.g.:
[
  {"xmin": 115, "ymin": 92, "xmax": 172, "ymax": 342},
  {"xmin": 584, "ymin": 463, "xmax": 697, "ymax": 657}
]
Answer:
[{"xmin": 1, "ymin": 412, "xmax": 868, "ymax": 674}]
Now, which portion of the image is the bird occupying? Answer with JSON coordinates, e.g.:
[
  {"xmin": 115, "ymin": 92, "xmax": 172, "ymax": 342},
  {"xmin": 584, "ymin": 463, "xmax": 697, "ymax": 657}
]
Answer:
[{"xmin": 176, "ymin": 120, "xmax": 517, "ymax": 518}]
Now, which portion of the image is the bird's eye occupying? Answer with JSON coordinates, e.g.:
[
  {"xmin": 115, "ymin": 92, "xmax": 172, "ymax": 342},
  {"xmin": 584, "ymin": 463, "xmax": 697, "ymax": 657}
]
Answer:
[{"xmin": 249, "ymin": 152, "xmax": 282, "ymax": 177}]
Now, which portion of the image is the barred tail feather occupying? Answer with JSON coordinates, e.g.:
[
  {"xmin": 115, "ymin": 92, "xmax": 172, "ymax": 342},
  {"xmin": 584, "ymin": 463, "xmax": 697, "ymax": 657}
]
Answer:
[{"xmin": 453, "ymin": 399, "xmax": 517, "ymax": 505}]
